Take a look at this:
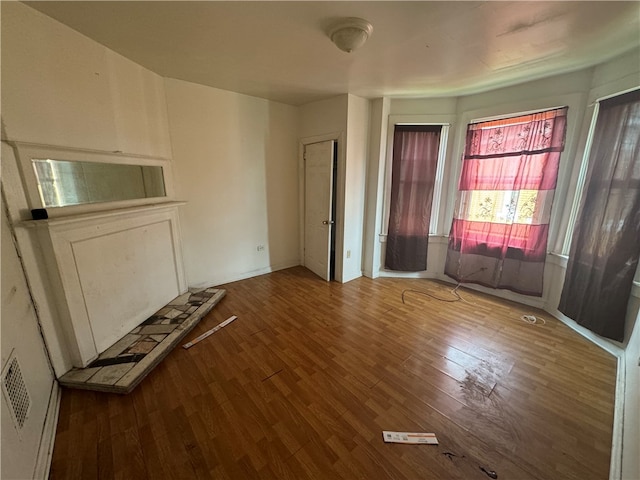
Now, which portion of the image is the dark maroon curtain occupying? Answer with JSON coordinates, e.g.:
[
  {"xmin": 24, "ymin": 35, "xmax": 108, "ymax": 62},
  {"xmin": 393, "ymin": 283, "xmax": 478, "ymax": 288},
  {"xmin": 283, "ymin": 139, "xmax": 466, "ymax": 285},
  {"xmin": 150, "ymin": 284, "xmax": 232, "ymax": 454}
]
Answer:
[
  {"xmin": 559, "ymin": 89, "xmax": 640, "ymax": 342},
  {"xmin": 385, "ymin": 125, "xmax": 441, "ymax": 271},
  {"xmin": 445, "ymin": 107, "xmax": 568, "ymax": 295}
]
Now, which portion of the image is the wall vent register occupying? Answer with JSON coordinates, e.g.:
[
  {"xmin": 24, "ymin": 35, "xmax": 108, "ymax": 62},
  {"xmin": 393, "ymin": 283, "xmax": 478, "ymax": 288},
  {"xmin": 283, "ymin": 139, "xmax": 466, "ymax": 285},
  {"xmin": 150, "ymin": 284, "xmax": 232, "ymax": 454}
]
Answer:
[{"xmin": 2, "ymin": 354, "xmax": 31, "ymax": 430}]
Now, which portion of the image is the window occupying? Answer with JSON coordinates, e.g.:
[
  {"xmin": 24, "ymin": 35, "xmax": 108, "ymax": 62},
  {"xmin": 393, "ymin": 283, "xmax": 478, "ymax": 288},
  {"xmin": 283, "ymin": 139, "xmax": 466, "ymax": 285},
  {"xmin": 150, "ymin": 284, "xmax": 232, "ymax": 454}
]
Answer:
[
  {"xmin": 385, "ymin": 125, "xmax": 443, "ymax": 271},
  {"xmin": 559, "ymin": 89, "xmax": 640, "ymax": 341},
  {"xmin": 445, "ymin": 107, "xmax": 568, "ymax": 296},
  {"xmin": 465, "ymin": 189, "xmax": 544, "ymax": 225}
]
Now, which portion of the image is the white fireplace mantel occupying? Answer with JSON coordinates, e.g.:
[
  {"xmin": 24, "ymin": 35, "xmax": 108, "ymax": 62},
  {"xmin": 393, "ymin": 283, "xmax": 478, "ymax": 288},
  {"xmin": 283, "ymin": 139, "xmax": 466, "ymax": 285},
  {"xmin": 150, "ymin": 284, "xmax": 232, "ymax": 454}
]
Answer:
[{"xmin": 20, "ymin": 202, "xmax": 188, "ymax": 368}]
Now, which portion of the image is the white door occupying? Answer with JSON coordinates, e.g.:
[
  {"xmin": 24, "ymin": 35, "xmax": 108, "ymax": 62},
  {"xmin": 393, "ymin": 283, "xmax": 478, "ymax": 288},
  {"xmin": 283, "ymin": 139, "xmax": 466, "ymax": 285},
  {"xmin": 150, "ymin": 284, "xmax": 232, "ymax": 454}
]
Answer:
[{"xmin": 304, "ymin": 140, "xmax": 335, "ymax": 281}]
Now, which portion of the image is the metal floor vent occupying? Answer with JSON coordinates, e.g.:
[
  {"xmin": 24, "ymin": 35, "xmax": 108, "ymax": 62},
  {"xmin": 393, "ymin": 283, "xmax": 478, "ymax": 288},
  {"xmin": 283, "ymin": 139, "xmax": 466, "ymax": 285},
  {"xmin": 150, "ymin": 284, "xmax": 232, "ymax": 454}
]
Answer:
[{"xmin": 3, "ymin": 355, "xmax": 31, "ymax": 429}]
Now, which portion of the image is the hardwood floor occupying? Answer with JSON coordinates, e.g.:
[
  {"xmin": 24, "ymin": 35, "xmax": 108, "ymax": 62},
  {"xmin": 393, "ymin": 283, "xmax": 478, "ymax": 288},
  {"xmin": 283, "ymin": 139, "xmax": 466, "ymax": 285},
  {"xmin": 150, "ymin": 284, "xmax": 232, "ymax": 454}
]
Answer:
[{"xmin": 49, "ymin": 266, "xmax": 617, "ymax": 479}]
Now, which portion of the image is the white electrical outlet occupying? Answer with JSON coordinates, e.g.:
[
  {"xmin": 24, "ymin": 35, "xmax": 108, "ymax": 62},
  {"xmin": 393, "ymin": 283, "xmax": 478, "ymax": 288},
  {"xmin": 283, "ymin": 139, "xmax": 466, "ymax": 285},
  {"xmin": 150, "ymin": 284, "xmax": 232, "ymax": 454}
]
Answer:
[{"xmin": 346, "ymin": 250, "xmax": 351, "ymax": 259}]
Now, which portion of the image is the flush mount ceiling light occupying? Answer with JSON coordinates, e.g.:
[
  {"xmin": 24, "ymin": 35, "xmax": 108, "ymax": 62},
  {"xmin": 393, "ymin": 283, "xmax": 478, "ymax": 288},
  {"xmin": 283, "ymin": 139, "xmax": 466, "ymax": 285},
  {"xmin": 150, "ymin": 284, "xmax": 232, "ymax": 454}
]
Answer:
[{"xmin": 328, "ymin": 17, "xmax": 373, "ymax": 53}]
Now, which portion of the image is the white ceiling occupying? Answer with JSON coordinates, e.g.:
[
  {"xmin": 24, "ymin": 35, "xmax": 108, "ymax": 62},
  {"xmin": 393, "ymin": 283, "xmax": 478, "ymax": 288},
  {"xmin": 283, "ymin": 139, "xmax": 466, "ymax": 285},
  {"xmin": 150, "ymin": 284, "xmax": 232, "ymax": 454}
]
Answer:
[{"xmin": 25, "ymin": 1, "xmax": 640, "ymax": 106}]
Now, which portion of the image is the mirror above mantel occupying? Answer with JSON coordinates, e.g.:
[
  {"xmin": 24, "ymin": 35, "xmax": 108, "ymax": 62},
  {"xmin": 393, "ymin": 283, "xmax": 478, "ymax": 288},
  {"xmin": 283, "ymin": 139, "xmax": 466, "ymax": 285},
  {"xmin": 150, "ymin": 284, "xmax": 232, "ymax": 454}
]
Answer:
[
  {"xmin": 32, "ymin": 158, "xmax": 166, "ymax": 208},
  {"xmin": 11, "ymin": 142, "xmax": 175, "ymax": 220}
]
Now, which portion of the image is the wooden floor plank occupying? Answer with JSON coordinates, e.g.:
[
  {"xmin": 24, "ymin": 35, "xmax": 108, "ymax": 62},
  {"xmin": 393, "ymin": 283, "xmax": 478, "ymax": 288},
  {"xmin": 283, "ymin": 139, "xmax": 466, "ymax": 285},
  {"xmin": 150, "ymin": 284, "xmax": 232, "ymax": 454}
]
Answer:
[{"xmin": 50, "ymin": 267, "xmax": 617, "ymax": 479}]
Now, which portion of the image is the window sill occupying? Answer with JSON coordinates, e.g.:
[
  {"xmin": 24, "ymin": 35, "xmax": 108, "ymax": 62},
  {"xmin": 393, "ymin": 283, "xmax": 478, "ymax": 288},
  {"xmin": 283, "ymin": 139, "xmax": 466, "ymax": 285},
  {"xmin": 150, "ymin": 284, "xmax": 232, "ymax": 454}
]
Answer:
[
  {"xmin": 548, "ymin": 253, "xmax": 640, "ymax": 299},
  {"xmin": 547, "ymin": 252, "xmax": 569, "ymax": 267}
]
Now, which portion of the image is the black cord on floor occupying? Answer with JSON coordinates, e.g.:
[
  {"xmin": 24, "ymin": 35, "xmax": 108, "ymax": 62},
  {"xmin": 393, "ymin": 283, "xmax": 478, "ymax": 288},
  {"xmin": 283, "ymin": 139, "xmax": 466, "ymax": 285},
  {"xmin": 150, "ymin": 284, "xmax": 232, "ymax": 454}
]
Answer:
[
  {"xmin": 401, "ymin": 286, "xmax": 462, "ymax": 304},
  {"xmin": 401, "ymin": 267, "xmax": 487, "ymax": 305}
]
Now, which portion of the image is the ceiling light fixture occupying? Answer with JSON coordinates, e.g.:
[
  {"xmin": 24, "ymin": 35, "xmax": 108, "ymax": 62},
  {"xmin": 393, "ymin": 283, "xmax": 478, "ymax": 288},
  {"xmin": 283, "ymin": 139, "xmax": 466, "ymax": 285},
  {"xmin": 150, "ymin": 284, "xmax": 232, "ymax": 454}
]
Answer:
[{"xmin": 328, "ymin": 17, "xmax": 373, "ymax": 53}]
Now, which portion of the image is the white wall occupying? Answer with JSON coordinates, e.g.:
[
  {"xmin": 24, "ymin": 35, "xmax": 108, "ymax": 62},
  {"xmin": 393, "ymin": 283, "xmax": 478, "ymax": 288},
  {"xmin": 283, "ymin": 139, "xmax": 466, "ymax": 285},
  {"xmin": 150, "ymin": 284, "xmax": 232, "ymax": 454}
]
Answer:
[
  {"xmin": 0, "ymin": 3, "xmax": 171, "ymax": 159},
  {"xmin": 389, "ymin": 97, "xmax": 459, "ymax": 116},
  {"xmin": 298, "ymin": 95, "xmax": 349, "ymax": 280},
  {"xmin": 297, "ymin": 94, "xmax": 370, "ymax": 284},
  {"xmin": 1, "ymin": 203, "xmax": 58, "ymax": 480},
  {"xmin": 164, "ymin": 78, "xmax": 300, "ymax": 288},
  {"xmin": 1, "ymin": 2, "xmax": 177, "ymax": 377},
  {"xmin": 362, "ymin": 97, "xmax": 390, "ymax": 278},
  {"xmin": 343, "ymin": 95, "xmax": 370, "ymax": 282},
  {"xmin": 299, "ymin": 95, "xmax": 348, "ymax": 140}
]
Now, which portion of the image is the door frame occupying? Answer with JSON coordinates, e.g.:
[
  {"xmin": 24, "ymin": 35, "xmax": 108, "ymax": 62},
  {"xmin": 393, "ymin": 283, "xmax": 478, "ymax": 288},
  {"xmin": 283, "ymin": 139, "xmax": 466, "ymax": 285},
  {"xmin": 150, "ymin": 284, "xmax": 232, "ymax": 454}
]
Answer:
[{"xmin": 299, "ymin": 132, "xmax": 345, "ymax": 282}]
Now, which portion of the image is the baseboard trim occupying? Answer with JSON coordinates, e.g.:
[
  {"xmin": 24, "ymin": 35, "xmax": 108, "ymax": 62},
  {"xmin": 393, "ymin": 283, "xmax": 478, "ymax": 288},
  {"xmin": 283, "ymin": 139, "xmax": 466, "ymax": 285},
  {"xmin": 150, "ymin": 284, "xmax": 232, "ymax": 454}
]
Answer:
[
  {"xmin": 33, "ymin": 382, "xmax": 61, "ymax": 479},
  {"xmin": 548, "ymin": 309, "xmax": 624, "ymax": 358},
  {"xmin": 610, "ymin": 355, "xmax": 625, "ymax": 480},
  {"xmin": 190, "ymin": 260, "xmax": 301, "ymax": 289},
  {"xmin": 340, "ymin": 270, "xmax": 363, "ymax": 284}
]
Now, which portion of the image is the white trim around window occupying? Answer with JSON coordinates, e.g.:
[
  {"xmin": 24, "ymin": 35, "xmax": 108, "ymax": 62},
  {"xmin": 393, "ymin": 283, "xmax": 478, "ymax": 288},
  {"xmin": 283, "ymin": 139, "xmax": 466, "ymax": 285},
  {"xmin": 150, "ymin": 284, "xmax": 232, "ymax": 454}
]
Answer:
[
  {"xmin": 561, "ymin": 101, "xmax": 600, "ymax": 254},
  {"xmin": 560, "ymin": 87, "xmax": 640, "ymax": 283},
  {"xmin": 381, "ymin": 114, "xmax": 455, "ymax": 241}
]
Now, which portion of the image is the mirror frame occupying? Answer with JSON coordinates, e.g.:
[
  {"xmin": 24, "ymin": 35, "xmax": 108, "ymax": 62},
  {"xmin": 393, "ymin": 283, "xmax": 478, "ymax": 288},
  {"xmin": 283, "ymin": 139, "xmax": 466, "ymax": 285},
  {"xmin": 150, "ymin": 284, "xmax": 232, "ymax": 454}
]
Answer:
[
  {"xmin": 13, "ymin": 143, "xmax": 175, "ymax": 219},
  {"xmin": 31, "ymin": 158, "xmax": 167, "ymax": 208}
]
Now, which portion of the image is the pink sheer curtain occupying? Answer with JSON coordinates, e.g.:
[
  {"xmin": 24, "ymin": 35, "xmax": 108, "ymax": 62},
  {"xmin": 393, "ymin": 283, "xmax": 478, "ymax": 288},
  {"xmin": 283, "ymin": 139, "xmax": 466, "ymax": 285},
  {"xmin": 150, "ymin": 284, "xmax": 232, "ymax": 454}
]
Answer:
[
  {"xmin": 385, "ymin": 125, "xmax": 441, "ymax": 271},
  {"xmin": 559, "ymin": 90, "xmax": 640, "ymax": 341},
  {"xmin": 445, "ymin": 107, "xmax": 568, "ymax": 296}
]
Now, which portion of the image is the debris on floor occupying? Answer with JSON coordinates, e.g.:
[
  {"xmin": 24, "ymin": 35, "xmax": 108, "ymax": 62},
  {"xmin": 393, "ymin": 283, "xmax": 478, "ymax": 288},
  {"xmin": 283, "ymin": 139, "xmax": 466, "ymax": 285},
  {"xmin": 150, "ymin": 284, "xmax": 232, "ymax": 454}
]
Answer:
[
  {"xmin": 382, "ymin": 431, "xmax": 439, "ymax": 444},
  {"xmin": 480, "ymin": 465, "xmax": 498, "ymax": 478},
  {"xmin": 442, "ymin": 451, "xmax": 464, "ymax": 461},
  {"xmin": 183, "ymin": 315, "xmax": 237, "ymax": 349}
]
